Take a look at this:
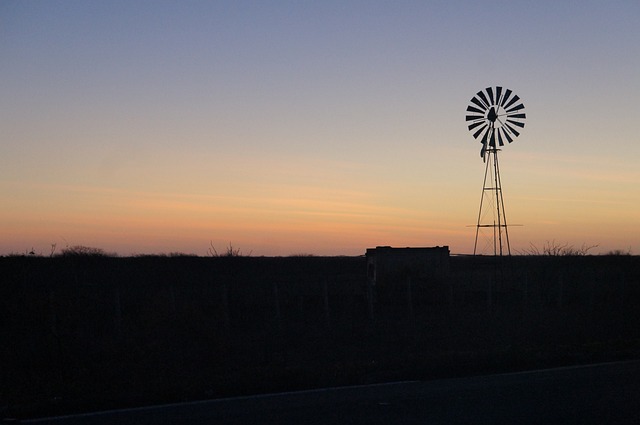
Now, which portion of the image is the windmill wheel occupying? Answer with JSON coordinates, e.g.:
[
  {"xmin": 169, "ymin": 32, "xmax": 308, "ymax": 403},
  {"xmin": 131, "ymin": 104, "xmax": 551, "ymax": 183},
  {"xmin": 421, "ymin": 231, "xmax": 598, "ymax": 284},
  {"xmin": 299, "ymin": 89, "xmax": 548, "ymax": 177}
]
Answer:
[{"xmin": 466, "ymin": 86, "xmax": 526, "ymax": 157}]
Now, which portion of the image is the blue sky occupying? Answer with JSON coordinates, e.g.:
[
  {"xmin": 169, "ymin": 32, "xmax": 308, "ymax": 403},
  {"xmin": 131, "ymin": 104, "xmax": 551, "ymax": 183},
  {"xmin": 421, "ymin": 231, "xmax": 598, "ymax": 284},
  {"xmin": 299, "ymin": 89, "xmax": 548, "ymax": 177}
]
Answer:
[{"xmin": 1, "ymin": 1, "xmax": 639, "ymax": 255}]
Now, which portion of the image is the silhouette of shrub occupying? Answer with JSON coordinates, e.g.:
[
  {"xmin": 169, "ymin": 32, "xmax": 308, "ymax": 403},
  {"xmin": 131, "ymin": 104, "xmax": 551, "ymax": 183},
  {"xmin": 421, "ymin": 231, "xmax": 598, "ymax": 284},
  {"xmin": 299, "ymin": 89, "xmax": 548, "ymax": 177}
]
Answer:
[
  {"xmin": 604, "ymin": 249, "xmax": 632, "ymax": 256},
  {"xmin": 208, "ymin": 241, "xmax": 251, "ymax": 257},
  {"xmin": 59, "ymin": 245, "xmax": 116, "ymax": 257},
  {"xmin": 520, "ymin": 240, "xmax": 598, "ymax": 256}
]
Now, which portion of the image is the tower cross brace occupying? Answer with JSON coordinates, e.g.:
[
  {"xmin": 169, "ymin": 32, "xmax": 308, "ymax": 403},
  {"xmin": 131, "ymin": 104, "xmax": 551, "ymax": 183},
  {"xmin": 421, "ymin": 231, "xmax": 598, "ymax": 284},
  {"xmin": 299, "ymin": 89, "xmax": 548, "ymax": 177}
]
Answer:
[{"xmin": 474, "ymin": 147, "xmax": 511, "ymax": 256}]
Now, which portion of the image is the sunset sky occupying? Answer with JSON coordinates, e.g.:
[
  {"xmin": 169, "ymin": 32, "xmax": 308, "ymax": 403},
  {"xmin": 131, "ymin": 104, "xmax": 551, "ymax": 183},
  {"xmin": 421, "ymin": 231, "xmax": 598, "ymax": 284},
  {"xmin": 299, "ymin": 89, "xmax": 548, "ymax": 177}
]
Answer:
[{"xmin": 2, "ymin": 1, "xmax": 639, "ymax": 256}]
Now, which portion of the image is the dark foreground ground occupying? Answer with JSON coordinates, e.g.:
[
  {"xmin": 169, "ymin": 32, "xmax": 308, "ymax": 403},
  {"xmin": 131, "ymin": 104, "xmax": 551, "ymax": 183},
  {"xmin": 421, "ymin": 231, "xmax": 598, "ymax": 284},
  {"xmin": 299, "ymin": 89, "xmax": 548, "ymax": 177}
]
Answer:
[
  {"xmin": 2, "ymin": 255, "xmax": 639, "ymax": 419},
  {"xmin": 23, "ymin": 360, "xmax": 640, "ymax": 425}
]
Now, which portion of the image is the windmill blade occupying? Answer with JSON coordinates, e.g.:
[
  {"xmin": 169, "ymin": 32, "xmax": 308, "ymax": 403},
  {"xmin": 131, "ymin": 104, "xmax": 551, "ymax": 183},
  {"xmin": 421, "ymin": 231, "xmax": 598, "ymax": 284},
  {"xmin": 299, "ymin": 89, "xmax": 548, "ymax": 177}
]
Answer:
[
  {"xmin": 500, "ymin": 89, "xmax": 513, "ymax": 107},
  {"xmin": 476, "ymin": 90, "xmax": 490, "ymax": 109},
  {"xmin": 504, "ymin": 122, "xmax": 521, "ymax": 137},
  {"xmin": 473, "ymin": 123, "xmax": 488, "ymax": 139},
  {"xmin": 466, "ymin": 114, "xmax": 484, "ymax": 122},
  {"xmin": 502, "ymin": 129, "xmax": 514, "ymax": 144},
  {"xmin": 480, "ymin": 127, "xmax": 491, "ymax": 147},
  {"xmin": 495, "ymin": 86, "xmax": 503, "ymax": 105},
  {"xmin": 507, "ymin": 112, "xmax": 526, "ymax": 119},
  {"xmin": 489, "ymin": 128, "xmax": 496, "ymax": 148},
  {"xmin": 466, "ymin": 105, "xmax": 485, "ymax": 114},
  {"xmin": 506, "ymin": 119, "xmax": 525, "ymax": 128},
  {"xmin": 470, "ymin": 96, "xmax": 488, "ymax": 111},
  {"xmin": 497, "ymin": 130, "xmax": 505, "ymax": 146},
  {"xmin": 503, "ymin": 94, "xmax": 520, "ymax": 110},
  {"xmin": 487, "ymin": 87, "xmax": 494, "ymax": 105},
  {"xmin": 506, "ymin": 103, "xmax": 525, "ymax": 113},
  {"xmin": 468, "ymin": 121, "xmax": 485, "ymax": 131}
]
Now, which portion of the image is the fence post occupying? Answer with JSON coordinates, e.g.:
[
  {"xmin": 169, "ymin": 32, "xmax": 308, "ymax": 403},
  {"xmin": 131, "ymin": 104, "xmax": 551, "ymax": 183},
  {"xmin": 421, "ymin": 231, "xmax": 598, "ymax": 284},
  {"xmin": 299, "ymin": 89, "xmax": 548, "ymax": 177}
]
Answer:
[
  {"xmin": 323, "ymin": 279, "xmax": 331, "ymax": 327},
  {"xmin": 273, "ymin": 281, "xmax": 282, "ymax": 332},
  {"xmin": 366, "ymin": 278, "xmax": 375, "ymax": 322},
  {"xmin": 619, "ymin": 271, "xmax": 626, "ymax": 311},
  {"xmin": 221, "ymin": 283, "xmax": 230, "ymax": 332},
  {"xmin": 523, "ymin": 274, "xmax": 529, "ymax": 312},
  {"xmin": 557, "ymin": 272, "xmax": 564, "ymax": 309},
  {"xmin": 406, "ymin": 276, "xmax": 414, "ymax": 319},
  {"xmin": 448, "ymin": 275, "xmax": 454, "ymax": 309},
  {"xmin": 114, "ymin": 286, "xmax": 122, "ymax": 336},
  {"xmin": 49, "ymin": 289, "xmax": 57, "ymax": 337},
  {"xmin": 169, "ymin": 284, "xmax": 177, "ymax": 316},
  {"xmin": 487, "ymin": 276, "xmax": 493, "ymax": 312}
]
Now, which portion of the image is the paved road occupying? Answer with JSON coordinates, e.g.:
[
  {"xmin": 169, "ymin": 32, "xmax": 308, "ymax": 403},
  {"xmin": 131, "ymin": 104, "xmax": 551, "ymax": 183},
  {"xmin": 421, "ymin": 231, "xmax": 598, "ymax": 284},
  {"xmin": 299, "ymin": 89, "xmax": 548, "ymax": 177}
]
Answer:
[{"xmin": 25, "ymin": 360, "xmax": 640, "ymax": 424}]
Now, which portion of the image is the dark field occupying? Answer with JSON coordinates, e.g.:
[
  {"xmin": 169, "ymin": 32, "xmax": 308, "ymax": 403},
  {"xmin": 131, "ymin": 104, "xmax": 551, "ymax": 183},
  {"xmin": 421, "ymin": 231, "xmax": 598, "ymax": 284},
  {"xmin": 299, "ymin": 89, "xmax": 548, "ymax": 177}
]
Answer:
[{"xmin": 2, "ymin": 255, "xmax": 640, "ymax": 419}]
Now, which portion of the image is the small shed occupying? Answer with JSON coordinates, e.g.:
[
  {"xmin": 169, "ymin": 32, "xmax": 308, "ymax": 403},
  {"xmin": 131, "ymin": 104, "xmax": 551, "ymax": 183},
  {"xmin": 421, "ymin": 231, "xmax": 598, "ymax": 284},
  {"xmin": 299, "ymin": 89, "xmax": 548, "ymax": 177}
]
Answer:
[{"xmin": 366, "ymin": 246, "xmax": 450, "ymax": 287}]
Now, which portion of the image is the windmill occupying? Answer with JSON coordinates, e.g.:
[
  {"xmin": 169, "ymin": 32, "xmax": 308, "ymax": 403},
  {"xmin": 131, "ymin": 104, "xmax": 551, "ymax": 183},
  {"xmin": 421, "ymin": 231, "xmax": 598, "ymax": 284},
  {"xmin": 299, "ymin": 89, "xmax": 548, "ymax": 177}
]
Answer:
[{"xmin": 466, "ymin": 86, "xmax": 526, "ymax": 256}]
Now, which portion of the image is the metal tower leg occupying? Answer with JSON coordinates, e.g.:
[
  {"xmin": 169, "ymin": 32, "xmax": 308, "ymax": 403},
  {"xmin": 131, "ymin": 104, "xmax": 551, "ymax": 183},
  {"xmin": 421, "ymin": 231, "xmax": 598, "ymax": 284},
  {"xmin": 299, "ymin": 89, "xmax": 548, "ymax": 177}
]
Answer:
[{"xmin": 474, "ymin": 148, "xmax": 510, "ymax": 256}]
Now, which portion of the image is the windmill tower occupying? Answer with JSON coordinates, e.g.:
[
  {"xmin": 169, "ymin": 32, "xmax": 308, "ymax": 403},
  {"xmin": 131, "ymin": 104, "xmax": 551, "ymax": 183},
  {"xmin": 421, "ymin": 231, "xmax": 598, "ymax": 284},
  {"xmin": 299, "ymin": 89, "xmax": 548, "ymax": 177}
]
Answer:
[{"xmin": 466, "ymin": 86, "xmax": 526, "ymax": 256}]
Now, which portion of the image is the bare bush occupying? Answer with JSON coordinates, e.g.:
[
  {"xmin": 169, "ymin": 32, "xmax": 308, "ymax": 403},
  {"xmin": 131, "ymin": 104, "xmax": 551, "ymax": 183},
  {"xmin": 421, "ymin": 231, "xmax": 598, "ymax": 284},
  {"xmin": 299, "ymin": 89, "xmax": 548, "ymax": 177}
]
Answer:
[
  {"xmin": 208, "ymin": 241, "xmax": 251, "ymax": 257},
  {"xmin": 519, "ymin": 240, "xmax": 598, "ymax": 256}
]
